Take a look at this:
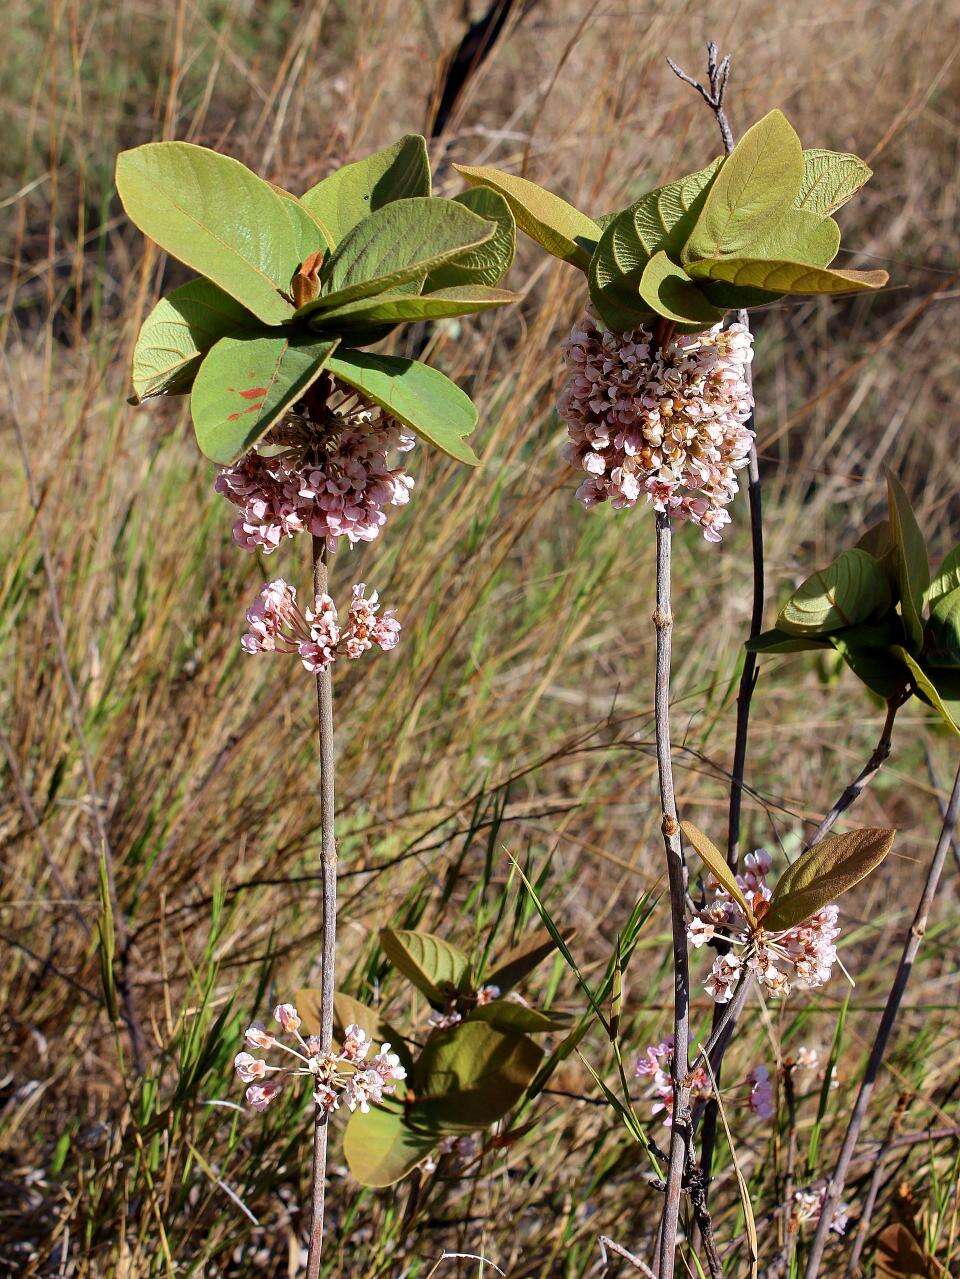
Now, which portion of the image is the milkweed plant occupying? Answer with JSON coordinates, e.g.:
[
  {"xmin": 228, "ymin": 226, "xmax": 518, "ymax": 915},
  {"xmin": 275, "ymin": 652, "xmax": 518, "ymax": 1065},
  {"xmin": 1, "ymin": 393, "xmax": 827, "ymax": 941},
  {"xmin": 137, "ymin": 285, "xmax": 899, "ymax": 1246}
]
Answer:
[{"xmin": 117, "ymin": 42, "xmax": 958, "ymax": 1279}]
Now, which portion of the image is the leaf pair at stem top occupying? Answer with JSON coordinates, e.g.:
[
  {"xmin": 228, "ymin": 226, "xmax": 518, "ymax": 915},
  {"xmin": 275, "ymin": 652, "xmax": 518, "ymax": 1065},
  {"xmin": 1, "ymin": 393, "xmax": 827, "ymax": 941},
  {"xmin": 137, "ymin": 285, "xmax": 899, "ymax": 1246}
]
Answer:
[
  {"xmin": 457, "ymin": 108, "xmax": 886, "ymax": 332},
  {"xmin": 117, "ymin": 135, "xmax": 520, "ymax": 466}
]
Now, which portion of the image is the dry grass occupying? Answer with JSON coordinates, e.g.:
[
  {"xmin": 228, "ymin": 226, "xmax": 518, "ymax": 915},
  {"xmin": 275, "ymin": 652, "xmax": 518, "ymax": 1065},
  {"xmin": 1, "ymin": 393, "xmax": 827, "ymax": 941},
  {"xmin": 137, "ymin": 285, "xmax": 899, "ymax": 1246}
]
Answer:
[{"xmin": 2, "ymin": 1, "xmax": 960, "ymax": 1275}]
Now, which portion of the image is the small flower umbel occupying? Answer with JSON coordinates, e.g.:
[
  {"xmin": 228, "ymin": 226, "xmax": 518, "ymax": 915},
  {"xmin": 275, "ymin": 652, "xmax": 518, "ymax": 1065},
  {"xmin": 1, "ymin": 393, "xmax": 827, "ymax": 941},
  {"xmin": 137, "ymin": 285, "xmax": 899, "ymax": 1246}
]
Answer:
[
  {"xmin": 681, "ymin": 821, "xmax": 895, "ymax": 1004},
  {"xmin": 241, "ymin": 580, "xmax": 400, "ymax": 674},
  {"xmin": 236, "ymin": 1003, "xmax": 406, "ymax": 1115}
]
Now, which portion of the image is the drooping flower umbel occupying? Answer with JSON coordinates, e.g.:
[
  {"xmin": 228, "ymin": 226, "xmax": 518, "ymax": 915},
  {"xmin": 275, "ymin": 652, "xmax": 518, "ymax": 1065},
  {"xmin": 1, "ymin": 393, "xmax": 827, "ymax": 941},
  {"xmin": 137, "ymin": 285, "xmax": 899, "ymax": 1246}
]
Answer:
[
  {"xmin": 237, "ymin": 1003, "xmax": 406, "ymax": 1115},
  {"xmin": 558, "ymin": 313, "xmax": 754, "ymax": 541},
  {"xmin": 688, "ymin": 848, "xmax": 842, "ymax": 1003},
  {"xmin": 215, "ymin": 384, "xmax": 416, "ymax": 556},
  {"xmin": 241, "ymin": 579, "xmax": 400, "ymax": 674}
]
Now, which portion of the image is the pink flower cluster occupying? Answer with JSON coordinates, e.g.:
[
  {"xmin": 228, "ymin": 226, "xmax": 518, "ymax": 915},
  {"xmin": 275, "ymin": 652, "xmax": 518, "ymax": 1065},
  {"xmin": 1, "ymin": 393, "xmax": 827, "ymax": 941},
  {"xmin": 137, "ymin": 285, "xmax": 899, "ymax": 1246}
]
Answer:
[
  {"xmin": 634, "ymin": 1036, "xmax": 709, "ymax": 1125},
  {"xmin": 791, "ymin": 1186, "xmax": 849, "ymax": 1236},
  {"xmin": 236, "ymin": 1002, "xmax": 406, "ymax": 1116},
  {"xmin": 241, "ymin": 579, "xmax": 400, "ymax": 674},
  {"xmin": 214, "ymin": 389, "xmax": 415, "ymax": 555},
  {"xmin": 558, "ymin": 312, "xmax": 754, "ymax": 541},
  {"xmin": 689, "ymin": 849, "xmax": 842, "ymax": 1003}
]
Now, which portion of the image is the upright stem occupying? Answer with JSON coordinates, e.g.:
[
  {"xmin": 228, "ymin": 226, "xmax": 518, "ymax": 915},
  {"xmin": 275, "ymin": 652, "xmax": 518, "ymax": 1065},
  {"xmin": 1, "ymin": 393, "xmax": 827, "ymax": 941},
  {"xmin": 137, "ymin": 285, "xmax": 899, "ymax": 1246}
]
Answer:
[
  {"xmin": 802, "ymin": 757, "xmax": 960, "ymax": 1279},
  {"xmin": 306, "ymin": 537, "xmax": 338, "ymax": 1279},
  {"xmin": 653, "ymin": 511, "xmax": 692, "ymax": 1279}
]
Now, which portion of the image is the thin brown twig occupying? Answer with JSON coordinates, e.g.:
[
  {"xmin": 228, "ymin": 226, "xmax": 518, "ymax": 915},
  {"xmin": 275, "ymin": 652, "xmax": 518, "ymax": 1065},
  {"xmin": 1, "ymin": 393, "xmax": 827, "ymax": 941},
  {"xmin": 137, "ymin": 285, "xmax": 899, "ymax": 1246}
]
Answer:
[
  {"xmin": 843, "ymin": 1091, "xmax": 910, "ymax": 1277},
  {"xmin": 652, "ymin": 509, "xmax": 691, "ymax": 1279},
  {"xmin": 599, "ymin": 1235, "xmax": 657, "ymax": 1277},
  {"xmin": 802, "ymin": 757, "xmax": 960, "ymax": 1278},
  {"xmin": 305, "ymin": 535, "xmax": 338, "ymax": 1279}
]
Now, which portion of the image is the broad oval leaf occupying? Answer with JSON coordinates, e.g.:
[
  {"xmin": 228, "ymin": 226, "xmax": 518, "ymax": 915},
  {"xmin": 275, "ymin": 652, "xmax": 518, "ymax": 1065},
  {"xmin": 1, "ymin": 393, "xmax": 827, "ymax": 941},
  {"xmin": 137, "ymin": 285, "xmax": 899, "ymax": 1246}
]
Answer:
[
  {"xmin": 687, "ymin": 256, "xmax": 888, "ymax": 295},
  {"xmin": 637, "ymin": 252, "xmax": 726, "ymax": 327},
  {"xmin": 115, "ymin": 143, "xmax": 328, "ymax": 325},
  {"xmin": 483, "ymin": 927, "xmax": 569, "ymax": 992},
  {"xmin": 830, "ymin": 625, "xmax": 910, "ymax": 701},
  {"xmin": 300, "ymin": 134, "xmax": 430, "ymax": 244},
  {"xmin": 894, "ymin": 647, "xmax": 960, "ymax": 736},
  {"xmin": 312, "ymin": 197, "xmax": 496, "ymax": 313},
  {"xmin": 311, "ymin": 284, "xmax": 519, "ymax": 330},
  {"xmin": 454, "ymin": 162, "xmax": 600, "ymax": 270},
  {"xmin": 856, "ymin": 519, "xmax": 899, "ymax": 588},
  {"xmin": 379, "ymin": 929, "xmax": 470, "ymax": 1005},
  {"xmin": 745, "ymin": 627, "xmax": 832, "ymax": 655},
  {"xmin": 765, "ymin": 827, "xmax": 895, "ymax": 932},
  {"xmin": 342, "ymin": 1097, "xmax": 436, "ymax": 1187},
  {"xmin": 131, "ymin": 278, "xmax": 257, "ymax": 403},
  {"xmin": 425, "ymin": 187, "xmax": 516, "ymax": 289},
  {"xmin": 465, "ymin": 1001, "xmax": 569, "ymax": 1034},
  {"xmin": 750, "ymin": 207, "xmax": 840, "ymax": 266},
  {"xmin": 326, "ymin": 349, "xmax": 479, "ymax": 465},
  {"xmin": 190, "ymin": 334, "xmax": 339, "ymax": 463},
  {"xmin": 683, "ymin": 110, "xmax": 804, "ymax": 262},
  {"xmin": 680, "ymin": 821, "xmax": 756, "ymax": 925},
  {"xmin": 927, "ymin": 544, "xmax": 960, "ymax": 606},
  {"xmin": 777, "ymin": 548, "xmax": 891, "ymax": 636},
  {"xmin": 886, "ymin": 471, "xmax": 930, "ymax": 650},
  {"xmin": 412, "ymin": 1020, "xmax": 543, "ymax": 1131},
  {"xmin": 928, "ymin": 586, "xmax": 960, "ymax": 666},
  {"xmin": 794, "ymin": 149, "xmax": 872, "ymax": 216}
]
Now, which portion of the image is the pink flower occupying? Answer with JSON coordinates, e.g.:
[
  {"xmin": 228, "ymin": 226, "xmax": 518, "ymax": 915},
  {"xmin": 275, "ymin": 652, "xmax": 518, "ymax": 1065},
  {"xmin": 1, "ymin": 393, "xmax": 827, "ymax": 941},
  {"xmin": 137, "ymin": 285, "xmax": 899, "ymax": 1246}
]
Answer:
[
  {"xmin": 214, "ymin": 383, "xmax": 416, "ymax": 555},
  {"xmin": 558, "ymin": 312, "xmax": 754, "ymax": 541},
  {"xmin": 234, "ymin": 1051, "xmax": 268, "ymax": 1082},
  {"xmin": 244, "ymin": 1023, "xmax": 274, "ymax": 1049},
  {"xmin": 240, "ymin": 580, "xmax": 400, "ymax": 675},
  {"xmin": 370, "ymin": 1043, "xmax": 406, "ymax": 1087},
  {"xmin": 273, "ymin": 1003, "xmax": 301, "ymax": 1033},
  {"xmin": 475, "ymin": 985, "xmax": 501, "ymax": 1006},
  {"xmin": 246, "ymin": 1079, "xmax": 284, "ymax": 1111},
  {"xmin": 341, "ymin": 1024, "xmax": 372, "ymax": 1064},
  {"xmin": 748, "ymin": 1064, "xmax": 774, "ymax": 1120}
]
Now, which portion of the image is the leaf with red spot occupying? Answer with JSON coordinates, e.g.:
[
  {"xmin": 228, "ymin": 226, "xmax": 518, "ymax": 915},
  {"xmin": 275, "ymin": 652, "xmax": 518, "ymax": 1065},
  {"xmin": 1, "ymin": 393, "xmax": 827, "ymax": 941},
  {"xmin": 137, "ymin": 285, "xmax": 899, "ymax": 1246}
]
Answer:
[{"xmin": 191, "ymin": 333, "xmax": 339, "ymax": 463}]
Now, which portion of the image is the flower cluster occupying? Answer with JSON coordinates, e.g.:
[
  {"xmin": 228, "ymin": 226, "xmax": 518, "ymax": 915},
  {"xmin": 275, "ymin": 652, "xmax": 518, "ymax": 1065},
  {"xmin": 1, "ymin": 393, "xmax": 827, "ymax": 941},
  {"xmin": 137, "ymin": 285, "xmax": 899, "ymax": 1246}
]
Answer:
[
  {"xmin": 558, "ymin": 312, "xmax": 754, "ymax": 541},
  {"xmin": 426, "ymin": 985, "xmax": 502, "ymax": 1032},
  {"xmin": 689, "ymin": 849, "xmax": 842, "ymax": 1003},
  {"xmin": 791, "ymin": 1186, "xmax": 849, "ymax": 1236},
  {"xmin": 214, "ymin": 387, "xmax": 415, "ymax": 555},
  {"xmin": 236, "ymin": 1003, "xmax": 406, "ymax": 1115},
  {"xmin": 634, "ymin": 1036, "xmax": 710, "ymax": 1125},
  {"xmin": 747, "ymin": 1064, "xmax": 774, "ymax": 1120},
  {"xmin": 241, "ymin": 579, "xmax": 400, "ymax": 674}
]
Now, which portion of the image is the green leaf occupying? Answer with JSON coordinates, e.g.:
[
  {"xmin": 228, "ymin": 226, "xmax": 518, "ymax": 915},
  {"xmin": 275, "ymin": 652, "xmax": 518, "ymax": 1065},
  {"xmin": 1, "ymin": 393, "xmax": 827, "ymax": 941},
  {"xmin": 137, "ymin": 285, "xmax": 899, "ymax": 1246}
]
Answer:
[
  {"xmin": 379, "ymin": 929, "xmax": 470, "ymax": 1005},
  {"xmin": 453, "ymin": 162, "xmax": 600, "ymax": 270},
  {"xmin": 928, "ymin": 586, "xmax": 960, "ymax": 666},
  {"xmin": 483, "ymin": 927, "xmax": 569, "ymax": 992},
  {"xmin": 751, "ymin": 207, "xmax": 840, "ymax": 266},
  {"xmin": 856, "ymin": 520, "xmax": 899, "ymax": 589},
  {"xmin": 115, "ymin": 142, "xmax": 328, "ymax": 325},
  {"xmin": 765, "ymin": 828, "xmax": 896, "ymax": 932},
  {"xmin": 311, "ymin": 284, "xmax": 519, "ymax": 330},
  {"xmin": 326, "ymin": 349, "xmax": 479, "ymax": 465},
  {"xmin": 777, "ymin": 548, "xmax": 891, "ymax": 635},
  {"xmin": 894, "ymin": 648, "xmax": 960, "ymax": 735},
  {"xmin": 130, "ymin": 278, "xmax": 257, "ymax": 403},
  {"xmin": 465, "ymin": 1001, "xmax": 569, "ymax": 1034},
  {"xmin": 687, "ymin": 256, "xmax": 888, "ymax": 295},
  {"xmin": 830, "ymin": 624, "xmax": 909, "ymax": 701},
  {"xmin": 300, "ymin": 135, "xmax": 430, "ymax": 243},
  {"xmin": 794, "ymin": 148, "xmax": 872, "ymax": 216},
  {"xmin": 308, "ymin": 196, "xmax": 495, "ymax": 314},
  {"xmin": 190, "ymin": 334, "xmax": 338, "ymax": 464},
  {"xmin": 927, "ymin": 544, "xmax": 960, "ymax": 605},
  {"xmin": 886, "ymin": 471, "xmax": 930, "ymax": 650},
  {"xmin": 636, "ymin": 251, "xmax": 726, "ymax": 327},
  {"xmin": 684, "ymin": 110, "xmax": 804, "ymax": 262},
  {"xmin": 342, "ymin": 1097, "xmax": 436, "ymax": 1187},
  {"xmin": 679, "ymin": 821, "xmax": 756, "ymax": 925},
  {"xmin": 412, "ymin": 1020, "xmax": 543, "ymax": 1131},
  {"xmin": 425, "ymin": 187, "xmax": 516, "ymax": 289},
  {"xmin": 745, "ymin": 628, "xmax": 832, "ymax": 655}
]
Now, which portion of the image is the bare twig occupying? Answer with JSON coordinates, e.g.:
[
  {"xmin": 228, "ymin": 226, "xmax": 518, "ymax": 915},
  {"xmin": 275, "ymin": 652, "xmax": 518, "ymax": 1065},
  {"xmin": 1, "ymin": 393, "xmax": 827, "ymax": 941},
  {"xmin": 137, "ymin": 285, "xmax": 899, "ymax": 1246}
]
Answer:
[
  {"xmin": 805, "ymin": 695, "xmax": 904, "ymax": 847},
  {"xmin": 599, "ymin": 1236, "xmax": 657, "ymax": 1277},
  {"xmin": 843, "ymin": 1092, "xmax": 910, "ymax": 1277},
  {"xmin": 652, "ymin": 510, "xmax": 691, "ymax": 1279},
  {"xmin": 7, "ymin": 395, "xmax": 144, "ymax": 1072},
  {"xmin": 802, "ymin": 757, "xmax": 960, "ymax": 1278},
  {"xmin": 305, "ymin": 536, "xmax": 338, "ymax": 1279}
]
